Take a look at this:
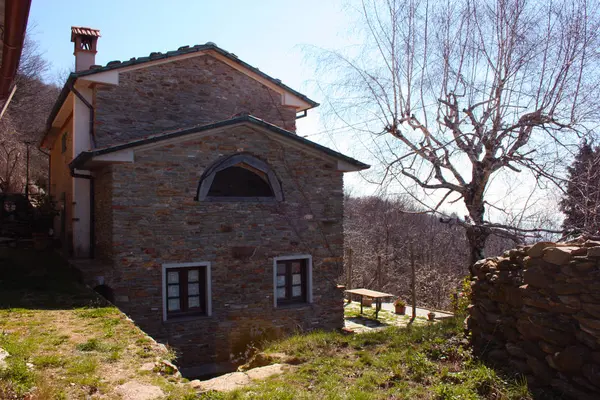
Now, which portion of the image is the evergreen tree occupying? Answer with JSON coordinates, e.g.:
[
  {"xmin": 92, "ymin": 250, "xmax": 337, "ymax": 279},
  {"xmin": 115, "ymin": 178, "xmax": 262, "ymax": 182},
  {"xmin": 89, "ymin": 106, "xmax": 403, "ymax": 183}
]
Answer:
[{"xmin": 560, "ymin": 142, "xmax": 600, "ymax": 235}]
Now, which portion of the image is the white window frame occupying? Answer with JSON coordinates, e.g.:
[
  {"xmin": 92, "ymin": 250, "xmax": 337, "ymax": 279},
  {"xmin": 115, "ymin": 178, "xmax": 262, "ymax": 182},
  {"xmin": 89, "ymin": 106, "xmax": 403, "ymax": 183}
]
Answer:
[
  {"xmin": 273, "ymin": 254, "xmax": 313, "ymax": 308},
  {"xmin": 162, "ymin": 262, "xmax": 212, "ymax": 321}
]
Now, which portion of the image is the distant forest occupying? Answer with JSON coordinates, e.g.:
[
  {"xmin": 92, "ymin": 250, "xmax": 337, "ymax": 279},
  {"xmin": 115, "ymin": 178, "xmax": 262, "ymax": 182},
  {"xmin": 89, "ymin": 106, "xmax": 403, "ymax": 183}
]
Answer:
[{"xmin": 344, "ymin": 196, "xmax": 515, "ymax": 310}]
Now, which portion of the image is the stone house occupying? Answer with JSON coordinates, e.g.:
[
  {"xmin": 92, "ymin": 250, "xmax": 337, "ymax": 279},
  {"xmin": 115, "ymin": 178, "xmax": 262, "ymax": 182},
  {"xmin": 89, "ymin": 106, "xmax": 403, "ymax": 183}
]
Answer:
[{"xmin": 40, "ymin": 27, "xmax": 368, "ymax": 374}]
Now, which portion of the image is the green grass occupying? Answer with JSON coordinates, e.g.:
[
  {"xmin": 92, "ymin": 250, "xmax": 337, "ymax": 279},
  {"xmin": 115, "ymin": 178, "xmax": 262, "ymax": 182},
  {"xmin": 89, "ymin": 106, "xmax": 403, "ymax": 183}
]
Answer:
[
  {"xmin": 0, "ymin": 247, "xmax": 197, "ymax": 399},
  {"xmin": 200, "ymin": 317, "xmax": 532, "ymax": 400}
]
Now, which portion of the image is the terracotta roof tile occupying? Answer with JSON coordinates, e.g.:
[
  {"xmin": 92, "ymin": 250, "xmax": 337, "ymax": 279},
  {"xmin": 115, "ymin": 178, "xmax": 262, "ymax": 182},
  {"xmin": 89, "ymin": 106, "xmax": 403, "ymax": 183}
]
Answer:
[{"xmin": 70, "ymin": 26, "xmax": 101, "ymax": 41}]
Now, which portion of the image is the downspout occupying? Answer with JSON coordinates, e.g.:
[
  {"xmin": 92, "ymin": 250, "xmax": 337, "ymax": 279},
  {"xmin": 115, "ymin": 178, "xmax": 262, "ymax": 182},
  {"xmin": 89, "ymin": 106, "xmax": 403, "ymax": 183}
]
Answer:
[
  {"xmin": 68, "ymin": 82, "xmax": 96, "ymax": 258},
  {"xmin": 295, "ymin": 110, "xmax": 307, "ymax": 119},
  {"xmin": 69, "ymin": 167, "xmax": 95, "ymax": 259},
  {"xmin": 69, "ymin": 83, "xmax": 97, "ymax": 149}
]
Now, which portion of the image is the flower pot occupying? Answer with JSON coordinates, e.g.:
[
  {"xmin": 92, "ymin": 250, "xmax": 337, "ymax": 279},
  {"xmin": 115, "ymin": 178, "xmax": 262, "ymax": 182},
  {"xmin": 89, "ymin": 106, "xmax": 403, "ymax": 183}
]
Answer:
[
  {"xmin": 427, "ymin": 312, "xmax": 436, "ymax": 321},
  {"xmin": 362, "ymin": 297, "xmax": 373, "ymax": 307},
  {"xmin": 394, "ymin": 305, "xmax": 406, "ymax": 315}
]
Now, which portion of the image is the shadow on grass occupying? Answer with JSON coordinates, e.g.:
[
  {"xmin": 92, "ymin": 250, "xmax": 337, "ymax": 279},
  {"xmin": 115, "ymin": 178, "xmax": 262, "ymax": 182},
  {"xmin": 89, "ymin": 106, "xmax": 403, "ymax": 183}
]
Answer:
[
  {"xmin": 0, "ymin": 246, "xmax": 107, "ymax": 310},
  {"xmin": 344, "ymin": 316, "xmax": 390, "ymax": 328}
]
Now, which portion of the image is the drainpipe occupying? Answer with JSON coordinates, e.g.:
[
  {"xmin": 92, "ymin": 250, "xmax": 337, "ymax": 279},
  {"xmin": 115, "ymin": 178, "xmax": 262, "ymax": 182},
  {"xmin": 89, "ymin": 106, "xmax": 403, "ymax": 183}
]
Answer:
[
  {"xmin": 68, "ymin": 83, "xmax": 96, "ymax": 258},
  {"xmin": 69, "ymin": 167, "xmax": 95, "ymax": 259},
  {"xmin": 295, "ymin": 110, "xmax": 307, "ymax": 119},
  {"xmin": 69, "ymin": 83, "xmax": 96, "ymax": 149}
]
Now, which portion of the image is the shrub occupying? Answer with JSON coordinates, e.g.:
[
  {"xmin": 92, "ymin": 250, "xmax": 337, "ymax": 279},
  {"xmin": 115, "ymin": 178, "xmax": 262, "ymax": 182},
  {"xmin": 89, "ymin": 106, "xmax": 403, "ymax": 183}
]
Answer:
[{"xmin": 451, "ymin": 277, "xmax": 472, "ymax": 316}]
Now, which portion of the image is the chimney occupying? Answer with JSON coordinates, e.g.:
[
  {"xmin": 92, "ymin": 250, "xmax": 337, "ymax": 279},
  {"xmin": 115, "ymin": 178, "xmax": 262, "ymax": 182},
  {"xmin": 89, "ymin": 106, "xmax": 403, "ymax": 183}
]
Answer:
[{"xmin": 71, "ymin": 26, "xmax": 101, "ymax": 72}]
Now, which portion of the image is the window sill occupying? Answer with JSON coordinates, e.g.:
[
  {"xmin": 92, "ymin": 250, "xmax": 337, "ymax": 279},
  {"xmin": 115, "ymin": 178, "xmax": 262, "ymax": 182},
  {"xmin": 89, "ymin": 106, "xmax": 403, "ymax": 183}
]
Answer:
[
  {"xmin": 198, "ymin": 196, "xmax": 279, "ymax": 203},
  {"xmin": 274, "ymin": 302, "xmax": 313, "ymax": 310},
  {"xmin": 163, "ymin": 314, "xmax": 210, "ymax": 324}
]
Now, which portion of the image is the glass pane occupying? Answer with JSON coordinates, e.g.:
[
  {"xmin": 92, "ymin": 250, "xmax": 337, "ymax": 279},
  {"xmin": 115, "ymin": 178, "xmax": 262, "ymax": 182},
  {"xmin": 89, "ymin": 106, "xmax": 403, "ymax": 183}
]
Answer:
[
  {"xmin": 188, "ymin": 296, "xmax": 200, "ymax": 308},
  {"xmin": 188, "ymin": 283, "xmax": 200, "ymax": 296},
  {"xmin": 277, "ymin": 287, "xmax": 286, "ymax": 299},
  {"xmin": 292, "ymin": 274, "xmax": 301, "ymax": 285},
  {"xmin": 292, "ymin": 286, "xmax": 302, "ymax": 297},
  {"xmin": 168, "ymin": 284, "xmax": 180, "ymax": 297},
  {"xmin": 277, "ymin": 276, "xmax": 286, "ymax": 286},
  {"xmin": 168, "ymin": 298, "xmax": 180, "ymax": 311},
  {"xmin": 277, "ymin": 263, "xmax": 286, "ymax": 275},
  {"xmin": 291, "ymin": 262, "xmax": 302, "ymax": 274},
  {"xmin": 188, "ymin": 269, "xmax": 199, "ymax": 282},
  {"xmin": 167, "ymin": 271, "xmax": 179, "ymax": 284}
]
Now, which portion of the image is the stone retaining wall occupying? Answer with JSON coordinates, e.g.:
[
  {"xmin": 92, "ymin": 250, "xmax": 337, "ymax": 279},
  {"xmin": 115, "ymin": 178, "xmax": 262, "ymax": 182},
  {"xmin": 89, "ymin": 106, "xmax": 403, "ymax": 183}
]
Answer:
[{"xmin": 468, "ymin": 240, "xmax": 600, "ymax": 399}]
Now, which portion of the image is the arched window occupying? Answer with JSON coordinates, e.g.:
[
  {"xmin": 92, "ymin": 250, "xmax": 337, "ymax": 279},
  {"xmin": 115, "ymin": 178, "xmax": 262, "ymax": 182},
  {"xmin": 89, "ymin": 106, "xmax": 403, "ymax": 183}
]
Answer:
[{"xmin": 196, "ymin": 154, "xmax": 283, "ymax": 202}]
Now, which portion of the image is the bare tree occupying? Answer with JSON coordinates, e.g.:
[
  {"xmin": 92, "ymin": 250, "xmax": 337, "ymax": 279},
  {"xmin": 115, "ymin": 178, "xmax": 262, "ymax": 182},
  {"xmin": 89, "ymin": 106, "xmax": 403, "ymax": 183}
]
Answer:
[
  {"xmin": 0, "ymin": 140, "xmax": 22, "ymax": 193},
  {"xmin": 0, "ymin": 34, "xmax": 58, "ymax": 194},
  {"xmin": 319, "ymin": 0, "xmax": 600, "ymax": 269},
  {"xmin": 344, "ymin": 195, "xmax": 515, "ymax": 309}
]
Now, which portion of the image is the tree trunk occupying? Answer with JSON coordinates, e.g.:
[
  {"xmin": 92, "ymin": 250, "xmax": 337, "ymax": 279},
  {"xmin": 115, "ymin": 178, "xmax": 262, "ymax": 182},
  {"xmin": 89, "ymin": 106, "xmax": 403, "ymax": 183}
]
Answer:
[
  {"xmin": 465, "ymin": 194, "xmax": 490, "ymax": 275},
  {"xmin": 409, "ymin": 241, "xmax": 417, "ymax": 325}
]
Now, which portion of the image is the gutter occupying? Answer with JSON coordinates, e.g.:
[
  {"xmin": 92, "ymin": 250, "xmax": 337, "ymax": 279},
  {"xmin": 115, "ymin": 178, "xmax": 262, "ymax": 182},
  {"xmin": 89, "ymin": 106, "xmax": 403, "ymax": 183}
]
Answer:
[
  {"xmin": 0, "ymin": 0, "xmax": 32, "ymax": 98},
  {"xmin": 69, "ymin": 115, "xmax": 370, "ymax": 171},
  {"xmin": 69, "ymin": 167, "xmax": 95, "ymax": 259},
  {"xmin": 69, "ymin": 83, "xmax": 97, "ymax": 148}
]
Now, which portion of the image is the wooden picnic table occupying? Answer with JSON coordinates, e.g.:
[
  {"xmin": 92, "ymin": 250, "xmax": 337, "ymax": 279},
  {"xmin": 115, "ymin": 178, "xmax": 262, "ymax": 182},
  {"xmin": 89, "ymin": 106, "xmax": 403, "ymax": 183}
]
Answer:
[{"xmin": 345, "ymin": 288, "xmax": 395, "ymax": 319}]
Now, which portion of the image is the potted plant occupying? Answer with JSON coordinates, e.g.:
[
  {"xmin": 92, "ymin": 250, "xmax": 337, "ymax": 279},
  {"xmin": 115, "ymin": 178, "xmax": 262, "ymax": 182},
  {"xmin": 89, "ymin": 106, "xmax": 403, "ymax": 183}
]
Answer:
[
  {"xmin": 393, "ymin": 298, "xmax": 406, "ymax": 315},
  {"xmin": 427, "ymin": 311, "xmax": 436, "ymax": 321},
  {"xmin": 362, "ymin": 296, "xmax": 373, "ymax": 307}
]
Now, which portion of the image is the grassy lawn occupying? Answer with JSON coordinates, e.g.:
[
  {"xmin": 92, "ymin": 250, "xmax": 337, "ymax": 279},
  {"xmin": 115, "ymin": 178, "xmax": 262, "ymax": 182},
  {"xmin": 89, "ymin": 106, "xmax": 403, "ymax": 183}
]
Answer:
[
  {"xmin": 343, "ymin": 302, "xmax": 428, "ymax": 328},
  {"xmin": 0, "ymin": 247, "xmax": 196, "ymax": 399},
  {"xmin": 201, "ymin": 317, "xmax": 532, "ymax": 400}
]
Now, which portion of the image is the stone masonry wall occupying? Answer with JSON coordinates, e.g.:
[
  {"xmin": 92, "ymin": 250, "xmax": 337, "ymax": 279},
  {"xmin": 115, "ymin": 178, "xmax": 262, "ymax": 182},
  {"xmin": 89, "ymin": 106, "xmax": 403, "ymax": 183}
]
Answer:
[
  {"xmin": 94, "ymin": 54, "xmax": 298, "ymax": 148},
  {"xmin": 93, "ymin": 166, "xmax": 113, "ymax": 264},
  {"xmin": 468, "ymin": 240, "xmax": 600, "ymax": 399},
  {"xmin": 96, "ymin": 125, "xmax": 345, "ymax": 371}
]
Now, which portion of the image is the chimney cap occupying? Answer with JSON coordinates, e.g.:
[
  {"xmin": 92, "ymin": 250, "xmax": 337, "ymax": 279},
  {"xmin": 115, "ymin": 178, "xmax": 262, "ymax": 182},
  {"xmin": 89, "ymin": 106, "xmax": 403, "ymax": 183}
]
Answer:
[{"xmin": 71, "ymin": 26, "xmax": 101, "ymax": 42}]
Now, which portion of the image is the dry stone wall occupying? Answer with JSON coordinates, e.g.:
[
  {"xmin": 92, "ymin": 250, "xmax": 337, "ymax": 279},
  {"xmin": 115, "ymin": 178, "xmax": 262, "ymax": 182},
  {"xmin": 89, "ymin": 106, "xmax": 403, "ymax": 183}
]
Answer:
[{"xmin": 468, "ymin": 240, "xmax": 600, "ymax": 399}]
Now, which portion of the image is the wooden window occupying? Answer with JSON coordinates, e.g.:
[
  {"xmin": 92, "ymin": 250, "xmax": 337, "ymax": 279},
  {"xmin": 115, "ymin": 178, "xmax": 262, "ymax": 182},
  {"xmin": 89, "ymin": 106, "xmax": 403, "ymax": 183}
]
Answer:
[
  {"xmin": 196, "ymin": 154, "xmax": 284, "ymax": 202},
  {"xmin": 61, "ymin": 133, "xmax": 68, "ymax": 153},
  {"xmin": 276, "ymin": 259, "xmax": 307, "ymax": 305},
  {"xmin": 165, "ymin": 265, "xmax": 207, "ymax": 319},
  {"xmin": 208, "ymin": 164, "xmax": 275, "ymax": 197}
]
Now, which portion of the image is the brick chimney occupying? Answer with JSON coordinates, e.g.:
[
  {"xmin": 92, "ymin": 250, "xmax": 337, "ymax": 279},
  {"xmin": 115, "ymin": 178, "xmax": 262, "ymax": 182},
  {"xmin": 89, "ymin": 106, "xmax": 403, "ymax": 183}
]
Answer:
[{"xmin": 71, "ymin": 26, "xmax": 101, "ymax": 72}]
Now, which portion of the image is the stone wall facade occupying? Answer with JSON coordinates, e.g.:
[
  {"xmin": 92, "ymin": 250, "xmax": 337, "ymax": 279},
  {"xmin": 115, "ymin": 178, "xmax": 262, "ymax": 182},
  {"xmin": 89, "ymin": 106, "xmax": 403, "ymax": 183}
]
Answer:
[
  {"xmin": 91, "ymin": 125, "xmax": 345, "ymax": 373},
  {"xmin": 468, "ymin": 240, "xmax": 600, "ymax": 399},
  {"xmin": 94, "ymin": 54, "xmax": 298, "ymax": 148},
  {"xmin": 93, "ymin": 166, "xmax": 113, "ymax": 263}
]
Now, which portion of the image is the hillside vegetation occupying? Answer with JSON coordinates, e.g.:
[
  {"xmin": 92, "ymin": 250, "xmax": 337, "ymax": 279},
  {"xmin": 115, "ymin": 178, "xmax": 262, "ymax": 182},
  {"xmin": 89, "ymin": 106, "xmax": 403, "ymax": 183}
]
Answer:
[{"xmin": 202, "ymin": 318, "xmax": 534, "ymax": 400}]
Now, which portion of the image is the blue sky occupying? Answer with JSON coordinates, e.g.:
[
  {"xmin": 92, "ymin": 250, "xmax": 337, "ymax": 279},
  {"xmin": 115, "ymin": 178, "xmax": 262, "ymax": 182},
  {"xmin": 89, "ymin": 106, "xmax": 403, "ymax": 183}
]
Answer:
[
  {"xmin": 29, "ymin": 0, "xmax": 374, "ymax": 192},
  {"xmin": 26, "ymin": 1, "xmax": 564, "ymax": 222},
  {"xmin": 29, "ymin": 0, "xmax": 353, "ymax": 136}
]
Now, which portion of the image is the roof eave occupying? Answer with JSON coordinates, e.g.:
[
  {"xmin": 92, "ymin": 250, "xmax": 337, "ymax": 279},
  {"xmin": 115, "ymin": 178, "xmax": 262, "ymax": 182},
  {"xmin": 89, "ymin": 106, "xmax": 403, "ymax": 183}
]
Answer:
[
  {"xmin": 42, "ymin": 43, "xmax": 320, "ymax": 146},
  {"xmin": 40, "ymin": 75, "xmax": 76, "ymax": 149},
  {"xmin": 70, "ymin": 116, "xmax": 369, "ymax": 171}
]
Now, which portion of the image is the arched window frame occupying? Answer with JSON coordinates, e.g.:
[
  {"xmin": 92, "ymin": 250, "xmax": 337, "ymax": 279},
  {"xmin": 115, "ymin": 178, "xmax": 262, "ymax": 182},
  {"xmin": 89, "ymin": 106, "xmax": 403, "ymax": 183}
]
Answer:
[{"xmin": 195, "ymin": 153, "xmax": 284, "ymax": 202}]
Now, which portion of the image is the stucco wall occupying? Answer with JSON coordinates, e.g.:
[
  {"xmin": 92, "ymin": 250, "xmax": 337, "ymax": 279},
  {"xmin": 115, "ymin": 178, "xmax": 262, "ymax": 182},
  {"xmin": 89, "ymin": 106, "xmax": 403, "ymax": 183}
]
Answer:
[
  {"xmin": 468, "ymin": 241, "xmax": 600, "ymax": 399},
  {"xmin": 49, "ymin": 115, "xmax": 74, "ymax": 252},
  {"xmin": 96, "ymin": 126, "xmax": 345, "ymax": 369},
  {"xmin": 93, "ymin": 54, "xmax": 298, "ymax": 148}
]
